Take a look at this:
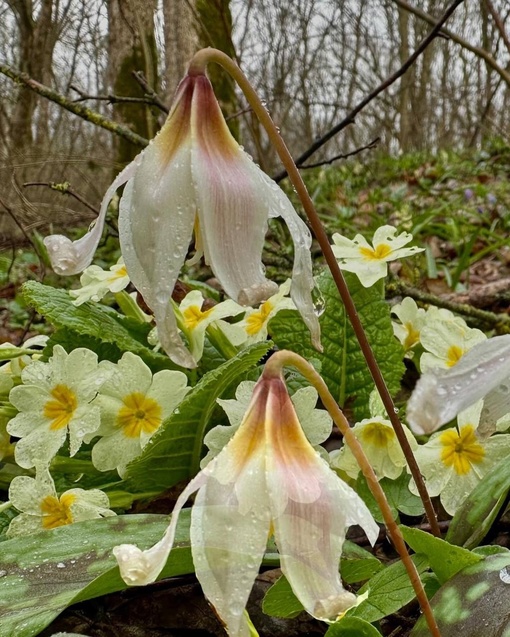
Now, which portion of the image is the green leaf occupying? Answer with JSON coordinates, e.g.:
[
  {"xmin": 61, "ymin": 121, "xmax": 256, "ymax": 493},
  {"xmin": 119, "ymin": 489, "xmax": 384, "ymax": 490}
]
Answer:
[
  {"xmin": 0, "ymin": 512, "xmax": 193, "ymax": 637},
  {"xmin": 400, "ymin": 526, "xmax": 482, "ymax": 584},
  {"xmin": 326, "ymin": 616, "xmax": 382, "ymax": 636},
  {"xmin": 22, "ymin": 281, "xmax": 175, "ymax": 372},
  {"xmin": 446, "ymin": 454, "xmax": 510, "ymax": 549},
  {"xmin": 349, "ymin": 554, "xmax": 429, "ymax": 623},
  {"xmin": 44, "ymin": 328, "xmax": 125, "ymax": 365},
  {"xmin": 410, "ymin": 553, "xmax": 510, "ymax": 637},
  {"xmin": 261, "ymin": 575, "xmax": 304, "ymax": 619},
  {"xmin": 269, "ymin": 272, "xmax": 404, "ymax": 418},
  {"xmin": 123, "ymin": 342, "xmax": 271, "ymax": 493},
  {"xmin": 342, "ymin": 541, "xmax": 384, "ymax": 584},
  {"xmin": 384, "ymin": 473, "xmax": 424, "ymax": 517}
]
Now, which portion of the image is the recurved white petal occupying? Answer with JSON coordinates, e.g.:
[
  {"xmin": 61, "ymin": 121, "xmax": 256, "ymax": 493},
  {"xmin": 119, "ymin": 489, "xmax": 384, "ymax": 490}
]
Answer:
[
  {"xmin": 408, "ymin": 334, "xmax": 510, "ymax": 434},
  {"xmin": 44, "ymin": 161, "xmax": 138, "ymax": 275}
]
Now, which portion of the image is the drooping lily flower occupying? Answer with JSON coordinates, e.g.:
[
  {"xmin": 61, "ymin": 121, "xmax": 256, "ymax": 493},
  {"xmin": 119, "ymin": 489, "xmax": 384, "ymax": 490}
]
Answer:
[
  {"xmin": 113, "ymin": 366, "xmax": 378, "ymax": 636},
  {"xmin": 407, "ymin": 334, "xmax": 510, "ymax": 435},
  {"xmin": 44, "ymin": 72, "xmax": 320, "ymax": 368}
]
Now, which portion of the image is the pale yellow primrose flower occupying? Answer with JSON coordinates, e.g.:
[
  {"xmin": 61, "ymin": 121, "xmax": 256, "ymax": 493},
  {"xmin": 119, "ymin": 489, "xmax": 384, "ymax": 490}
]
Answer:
[
  {"xmin": 409, "ymin": 403, "xmax": 510, "ymax": 515},
  {"xmin": 113, "ymin": 367, "xmax": 378, "ymax": 637},
  {"xmin": 331, "ymin": 418, "xmax": 417, "ymax": 481},
  {"xmin": 90, "ymin": 352, "xmax": 189, "ymax": 476},
  {"xmin": 69, "ymin": 257, "xmax": 130, "ymax": 306},
  {"xmin": 391, "ymin": 297, "xmax": 426, "ymax": 351},
  {"xmin": 331, "ymin": 225, "xmax": 424, "ymax": 288},
  {"xmin": 239, "ymin": 279, "xmax": 296, "ymax": 343},
  {"xmin": 44, "ymin": 73, "xmax": 320, "ymax": 369},
  {"xmin": 7, "ymin": 345, "xmax": 111, "ymax": 468},
  {"xmin": 408, "ymin": 334, "xmax": 510, "ymax": 435},
  {"xmin": 6, "ymin": 466, "xmax": 114, "ymax": 537},
  {"xmin": 420, "ymin": 310, "xmax": 486, "ymax": 372},
  {"xmin": 177, "ymin": 290, "xmax": 244, "ymax": 362}
]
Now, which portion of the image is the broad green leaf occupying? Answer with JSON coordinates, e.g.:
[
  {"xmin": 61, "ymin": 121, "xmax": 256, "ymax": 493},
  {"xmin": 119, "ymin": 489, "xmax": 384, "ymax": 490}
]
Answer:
[
  {"xmin": 22, "ymin": 282, "xmax": 175, "ymax": 372},
  {"xmin": 410, "ymin": 553, "xmax": 510, "ymax": 637},
  {"xmin": 326, "ymin": 616, "xmax": 382, "ymax": 636},
  {"xmin": 0, "ymin": 512, "xmax": 193, "ymax": 637},
  {"xmin": 446, "ymin": 454, "xmax": 510, "ymax": 549},
  {"xmin": 269, "ymin": 272, "xmax": 404, "ymax": 418},
  {"xmin": 342, "ymin": 541, "xmax": 384, "ymax": 584},
  {"xmin": 400, "ymin": 526, "xmax": 482, "ymax": 584},
  {"xmin": 44, "ymin": 327, "xmax": 126, "ymax": 366},
  {"xmin": 261, "ymin": 575, "xmax": 304, "ymax": 619},
  {"xmin": 355, "ymin": 473, "xmax": 423, "ymax": 523},
  {"xmin": 123, "ymin": 342, "xmax": 271, "ymax": 493},
  {"xmin": 349, "ymin": 554, "xmax": 429, "ymax": 623}
]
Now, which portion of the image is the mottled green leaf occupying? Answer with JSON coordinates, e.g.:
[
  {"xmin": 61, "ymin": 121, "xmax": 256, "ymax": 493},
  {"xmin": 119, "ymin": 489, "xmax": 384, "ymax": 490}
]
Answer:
[
  {"xmin": 0, "ymin": 512, "xmax": 193, "ymax": 637},
  {"xmin": 123, "ymin": 342, "xmax": 271, "ymax": 493},
  {"xmin": 326, "ymin": 616, "xmax": 382, "ymax": 636},
  {"xmin": 349, "ymin": 555, "xmax": 429, "ymax": 623},
  {"xmin": 410, "ymin": 553, "xmax": 510, "ymax": 637},
  {"xmin": 400, "ymin": 526, "xmax": 482, "ymax": 584},
  {"xmin": 22, "ymin": 281, "xmax": 175, "ymax": 372},
  {"xmin": 446, "ymin": 455, "xmax": 510, "ymax": 549},
  {"xmin": 269, "ymin": 272, "xmax": 404, "ymax": 418}
]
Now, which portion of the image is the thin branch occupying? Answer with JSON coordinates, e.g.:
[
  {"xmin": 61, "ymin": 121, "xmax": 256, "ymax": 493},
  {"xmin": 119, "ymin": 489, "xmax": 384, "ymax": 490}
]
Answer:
[
  {"xmin": 301, "ymin": 137, "xmax": 380, "ymax": 169},
  {"xmin": 23, "ymin": 181, "xmax": 99, "ymax": 215},
  {"xmin": 0, "ymin": 63, "xmax": 149, "ymax": 148},
  {"xmin": 484, "ymin": 0, "xmax": 510, "ymax": 56},
  {"xmin": 131, "ymin": 70, "xmax": 169, "ymax": 114},
  {"xmin": 69, "ymin": 84, "xmax": 168, "ymax": 112},
  {"xmin": 273, "ymin": 0, "xmax": 465, "ymax": 182},
  {"xmin": 0, "ymin": 196, "xmax": 45, "ymax": 278}
]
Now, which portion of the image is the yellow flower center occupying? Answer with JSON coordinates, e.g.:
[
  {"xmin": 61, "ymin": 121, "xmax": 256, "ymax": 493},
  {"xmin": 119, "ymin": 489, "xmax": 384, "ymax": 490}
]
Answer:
[
  {"xmin": 403, "ymin": 322, "xmax": 420, "ymax": 349},
  {"xmin": 246, "ymin": 301, "xmax": 273, "ymax": 336},
  {"xmin": 446, "ymin": 345, "xmax": 464, "ymax": 367},
  {"xmin": 40, "ymin": 493, "xmax": 76, "ymax": 529},
  {"xmin": 359, "ymin": 422, "xmax": 395, "ymax": 447},
  {"xmin": 117, "ymin": 392, "xmax": 162, "ymax": 438},
  {"xmin": 359, "ymin": 243, "xmax": 392, "ymax": 261},
  {"xmin": 182, "ymin": 304, "xmax": 213, "ymax": 330},
  {"xmin": 43, "ymin": 384, "xmax": 78, "ymax": 430},
  {"xmin": 109, "ymin": 265, "xmax": 128, "ymax": 281},
  {"xmin": 439, "ymin": 426, "xmax": 485, "ymax": 475}
]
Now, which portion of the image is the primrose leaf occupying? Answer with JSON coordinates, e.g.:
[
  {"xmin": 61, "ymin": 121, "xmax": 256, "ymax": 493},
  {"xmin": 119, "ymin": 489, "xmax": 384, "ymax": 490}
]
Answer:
[
  {"xmin": 400, "ymin": 525, "xmax": 482, "ymax": 584},
  {"xmin": 0, "ymin": 512, "xmax": 193, "ymax": 637},
  {"xmin": 22, "ymin": 281, "xmax": 174, "ymax": 372},
  {"xmin": 123, "ymin": 341, "xmax": 272, "ymax": 493},
  {"xmin": 269, "ymin": 272, "xmax": 404, "ymax": 418},
  {"xmin": 410, "ymin": 553, "xmax": 510, "ymax": 636},
  {"xmin": 326, "ymin": 616, "xmax": 382, "ymax": 636},
  {"xmin": 349, "ymin": 554, "xmax": 429, "ymax": 623},
  {"xmin": 261, "ymin": 575, "xmax": 304, "ymax": 619},
  {"xmin": 446, "ymin": 454, "xmax": 510, "ymax": 549},
  {"xmin": 342, "ymin": 540, "xmax": 384, "ymax": 584}
]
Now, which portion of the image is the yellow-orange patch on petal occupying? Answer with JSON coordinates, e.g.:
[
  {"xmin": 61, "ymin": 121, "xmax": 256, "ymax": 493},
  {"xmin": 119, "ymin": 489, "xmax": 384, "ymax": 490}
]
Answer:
[
  {"xmin": 439, "ymin": 425, "xmax": 485, "ymax": 475},
  {"xmin": 246, "ymin": 301, "xmax": 273, "ymax": 336},
  {"xmin": 359, "ymin": 243, "xmax": 392, "ymax": 261},
  {"xmin": 446, "ymin": 345, "xmax": 464, "ymax": 367},
  {"xmin": 359, "ymin": 422, "xmax": 395, "ymax": 448},
  {"xmin": 117, "ymin": 392, "xmax": 162, "ymax": 438},
  {"xmin": 43, "ymin": 384, "xmax": 78, "ymax": 430},
  {"xmin": 403, "ymin": 322, "xmax": 420, "ymax": 349},
  {"xmin": 182, "ymin": 305, "xmax": 214, "ymax": 330},
  {"xmin": 40, "ymin": 493, "xmax": 76, "ymax": 529}
]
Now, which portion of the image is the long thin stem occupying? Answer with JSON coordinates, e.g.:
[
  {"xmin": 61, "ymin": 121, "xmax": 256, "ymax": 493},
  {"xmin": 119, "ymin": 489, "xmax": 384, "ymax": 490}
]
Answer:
[
  {"xmin": 265, "ymin": 350, "xmax": 441, "ymax": 637},
  {"xmin": 189, "ymin": 48, "xmax": 441, "ymax": 537}
]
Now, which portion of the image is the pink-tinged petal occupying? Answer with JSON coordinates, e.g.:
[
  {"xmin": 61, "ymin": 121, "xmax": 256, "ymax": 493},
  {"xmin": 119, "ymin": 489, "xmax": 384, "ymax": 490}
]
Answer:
[
  {"xmin": 44, "ymin": 161, "xmax": 138, "ymax": 276},
  {"xmin": 190, "ymin": 75, "xmax": 278, "ymax": 306},
  {"xmin": 114, "ymin": 469, "xmax": 208, "ymax": 586},
  {"xmin": 119, "ymin": 80, "xmax": 197, "ymax": 368},
  {"xmin": 191, "ymin": 459, "xmax": 270, "ymax": 637},
  {"xmin": 408, "ymin": 334, "xmax": 510, "ymax": 434}
]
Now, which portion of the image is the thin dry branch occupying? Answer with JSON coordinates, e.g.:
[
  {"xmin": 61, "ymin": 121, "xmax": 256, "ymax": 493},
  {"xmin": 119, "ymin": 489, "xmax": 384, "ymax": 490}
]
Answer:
[
  {"xmin": 273, "ymin": 0, "xmax": 465, "ymax": 182},
  {"xmin": 70, "ymin": 84, "xmax": 168, "ymax": 113},
  {"xmin": 301, "ymin": 137, "xmax": 380, "ymax": 169},
  {"xmin": 23, "ymin": 181, "xmax": 99, "ymax": 216}
]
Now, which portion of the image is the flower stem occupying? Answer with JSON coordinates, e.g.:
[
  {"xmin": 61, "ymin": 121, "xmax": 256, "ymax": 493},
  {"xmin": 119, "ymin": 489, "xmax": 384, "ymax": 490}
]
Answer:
[
  {"xmin": 0, "ymin": 500, "xmax": 12, "ymax": 513},
  {"xmin": 188, "ymin": 47, "xmax": 440, "ymax": 538},
  {"xmin": 265, "ymin": 350, "xmax": 441, "ymax": 637}
]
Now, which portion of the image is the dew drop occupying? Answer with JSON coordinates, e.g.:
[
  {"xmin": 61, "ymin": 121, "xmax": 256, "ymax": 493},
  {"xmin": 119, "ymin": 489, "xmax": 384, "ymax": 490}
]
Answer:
[
  {"xmin": 311, "ymin": 285, "xmax": 326, "ymax": 317},
  {"xmin": 499, "ymin": 566, "xmax": 510, "ymax": 584},
  {"xmin": 56, "ymin": 562, "xmax": 65, "ymax": 569}
]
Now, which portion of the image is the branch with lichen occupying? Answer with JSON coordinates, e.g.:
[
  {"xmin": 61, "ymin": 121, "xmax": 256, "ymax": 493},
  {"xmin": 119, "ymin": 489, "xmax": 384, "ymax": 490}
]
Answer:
[{"xmin": 0, "ymin": 64, "xmax": 149, "ymax": 148}]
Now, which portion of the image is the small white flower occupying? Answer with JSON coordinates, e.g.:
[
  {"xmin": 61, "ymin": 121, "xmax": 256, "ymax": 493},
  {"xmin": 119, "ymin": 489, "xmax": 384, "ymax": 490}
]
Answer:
[
  {"xmin": 7, "ymin": 345, "xmax": 111, "ymax": 468},
  {"xmin": 238, "ymin": 279, "xmax": 295, "ymax": 342},
  {"xmin": 69, "ymin": 257, "xmax": 130, "ymax": 306},
  {"xmin": 391, "ymin": 297, "xmax": 426, "ymax": 351},
  {"xmin": 90, "ymin": 352, "xmax": 189, "ymax": 475},
  {"xmin": 7, "ymin": 466, "xmax": 115, "ymax": 537},
  {"xmin": 331, "ymin": 225, "xmax": 424, "ymax": 288}
]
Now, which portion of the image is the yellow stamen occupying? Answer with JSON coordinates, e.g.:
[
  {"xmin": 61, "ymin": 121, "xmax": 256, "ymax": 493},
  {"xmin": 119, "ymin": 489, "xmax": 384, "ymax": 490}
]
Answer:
[
  {"xmin": 117, "ymin": 392, "xmax": 162, "ymax": 438},
  {"xmin": 403, "ymin": 322, "xmax": 420, "ymax": 349},
  {"xmin": 439, "ymin": 426, "xmax": 485, "ymax": 475},
  {"xmin": 182, "ymin": 304, "xmax": 214, "ymax": 330},
  {"xmin": 40, "ymin": 493, "xmax": 76, "ymax": 529},
  {"xmin": 109, "ymin": 265, "xmax": 128, "ymax": 281},
  {"xmin": 359, "ymin": 422, "xmax": 395, "ymax": 448},
  {"xmin": 43, "ymin": 384, "xmax": 78, "ymax": 430},
  {"xmin": 359, "ymin": 243, "xmax": 392, "ymax": 261},
  {"xmin": 246, "ymin": 301, "xmax": 273, "ymax": 336},
  {"xmin": 446, "ymin": 345, "xmax": 464, "ymax": 367}
]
